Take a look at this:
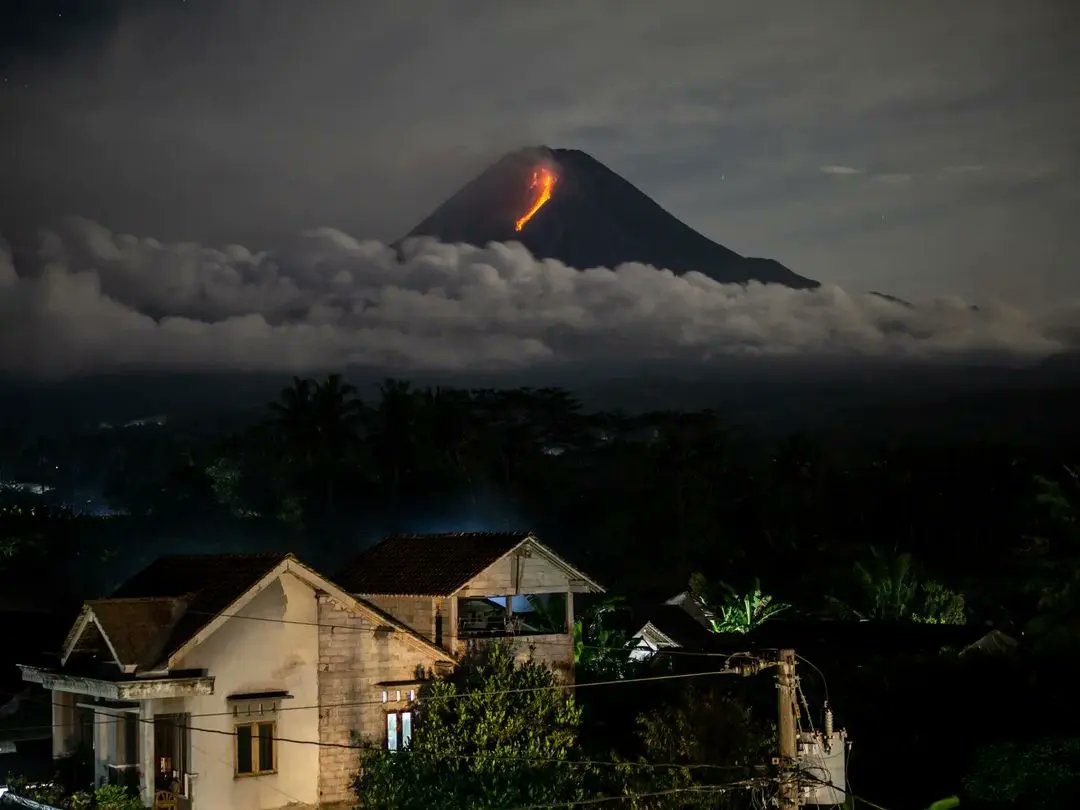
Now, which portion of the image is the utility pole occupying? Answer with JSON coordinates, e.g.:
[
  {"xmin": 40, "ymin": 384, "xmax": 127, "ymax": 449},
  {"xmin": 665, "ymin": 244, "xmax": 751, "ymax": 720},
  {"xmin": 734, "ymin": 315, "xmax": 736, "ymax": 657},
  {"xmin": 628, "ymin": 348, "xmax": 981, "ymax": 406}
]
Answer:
[{"xmin": 776, "ymin": 648, "xmax": 800, "ymax": 810}]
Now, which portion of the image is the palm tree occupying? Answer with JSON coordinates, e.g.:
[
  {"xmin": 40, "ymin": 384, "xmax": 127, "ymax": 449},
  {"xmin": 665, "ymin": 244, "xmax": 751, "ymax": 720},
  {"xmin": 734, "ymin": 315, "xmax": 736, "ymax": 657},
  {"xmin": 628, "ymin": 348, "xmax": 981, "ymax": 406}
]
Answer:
[
  {"xmin": 367, "ymin": 379, "xmax": 420, "ymax": 506},
  {"xmin": 267, "ymin": 375, "xmax": 366, "ymax": 513},
  {"xmin": 268, "ymin": 377, "xmax": 317, "ymax": 466}
]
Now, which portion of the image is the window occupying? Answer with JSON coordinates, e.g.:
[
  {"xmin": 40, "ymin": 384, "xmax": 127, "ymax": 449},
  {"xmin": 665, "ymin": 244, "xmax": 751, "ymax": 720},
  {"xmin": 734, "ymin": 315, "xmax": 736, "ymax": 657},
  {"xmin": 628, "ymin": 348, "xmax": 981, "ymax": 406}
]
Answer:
[
  {"xmin": 385, "ymin": 711, "xmax": 412, "ymax": 751},
  {"xmin": 235, "ymin": 722, "xmax": 275, "ymax": 776}
]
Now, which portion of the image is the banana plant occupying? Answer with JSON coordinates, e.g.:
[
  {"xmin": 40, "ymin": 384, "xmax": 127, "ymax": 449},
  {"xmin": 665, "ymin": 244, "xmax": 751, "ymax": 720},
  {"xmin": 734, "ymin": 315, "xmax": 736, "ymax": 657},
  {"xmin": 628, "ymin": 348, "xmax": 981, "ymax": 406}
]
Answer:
[{"xmin": 707, "ymin": 579, "xmax": 790, "ymax": 634}]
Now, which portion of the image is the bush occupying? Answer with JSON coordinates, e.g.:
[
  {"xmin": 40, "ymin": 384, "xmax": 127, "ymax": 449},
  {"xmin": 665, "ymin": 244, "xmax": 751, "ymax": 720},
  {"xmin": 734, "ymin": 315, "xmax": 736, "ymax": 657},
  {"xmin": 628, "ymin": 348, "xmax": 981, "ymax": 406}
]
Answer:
[{"xmin": 964, "ymin": 737, "xmax": 1080, "ymax": 807}]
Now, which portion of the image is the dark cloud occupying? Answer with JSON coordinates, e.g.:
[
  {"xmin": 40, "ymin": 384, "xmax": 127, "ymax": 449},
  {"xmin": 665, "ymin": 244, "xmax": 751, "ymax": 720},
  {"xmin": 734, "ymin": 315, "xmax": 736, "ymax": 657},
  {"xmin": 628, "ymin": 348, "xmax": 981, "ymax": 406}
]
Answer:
[
  {"xmin": 0, "ymin": 1, "xmax": 1077, "ymax": 311},
  {"xmin": 1, "ymin": 220, "xmax": 1075, "ymax": 378}
]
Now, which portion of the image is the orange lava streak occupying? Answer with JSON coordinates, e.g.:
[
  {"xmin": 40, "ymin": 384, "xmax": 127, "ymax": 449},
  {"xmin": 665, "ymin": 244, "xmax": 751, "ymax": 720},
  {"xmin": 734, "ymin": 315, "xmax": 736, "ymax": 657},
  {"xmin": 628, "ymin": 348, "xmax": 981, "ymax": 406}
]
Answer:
[{"xmin": 514, "ymin": 167, "xmax": 556, "ymax": 231}]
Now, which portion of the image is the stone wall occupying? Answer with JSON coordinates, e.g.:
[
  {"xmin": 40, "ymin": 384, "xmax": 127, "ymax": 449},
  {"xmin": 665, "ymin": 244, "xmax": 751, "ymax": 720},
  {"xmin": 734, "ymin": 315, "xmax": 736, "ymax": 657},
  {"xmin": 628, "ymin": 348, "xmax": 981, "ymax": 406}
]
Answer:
[
  {"xmin": 316, "ymin": 595, "xmax": 443, "ymax": 807},
  {"xmin": 360, "ymin": 595, "xmax": 437, "ymax": 642},
  {"xmin": 459, "ymin": 633, "xmax": 575, "ymax": 682}
]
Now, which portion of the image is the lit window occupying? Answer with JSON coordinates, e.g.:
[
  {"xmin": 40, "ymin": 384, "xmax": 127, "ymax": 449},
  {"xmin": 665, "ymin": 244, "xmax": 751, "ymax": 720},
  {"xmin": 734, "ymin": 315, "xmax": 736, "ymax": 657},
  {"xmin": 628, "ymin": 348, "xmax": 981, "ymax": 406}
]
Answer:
[
  {"xmin": 386, "ymin": 713, "xmax": 397, "ymax": 751},
  {"xmin": 385, "ymin": 711, "xmax": 412, "ymax": 751},
  {"xmin": 235, "ymin": 722, "xmax": 275, "ymax": 775}
]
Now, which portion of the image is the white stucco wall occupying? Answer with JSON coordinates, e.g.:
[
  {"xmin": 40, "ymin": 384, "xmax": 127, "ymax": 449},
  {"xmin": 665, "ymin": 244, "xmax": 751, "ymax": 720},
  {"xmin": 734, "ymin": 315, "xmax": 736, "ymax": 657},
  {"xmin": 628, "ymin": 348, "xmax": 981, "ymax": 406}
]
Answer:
[{"xmin": 170, "ymin": 572, "xmax": 321, "ymax": 810}]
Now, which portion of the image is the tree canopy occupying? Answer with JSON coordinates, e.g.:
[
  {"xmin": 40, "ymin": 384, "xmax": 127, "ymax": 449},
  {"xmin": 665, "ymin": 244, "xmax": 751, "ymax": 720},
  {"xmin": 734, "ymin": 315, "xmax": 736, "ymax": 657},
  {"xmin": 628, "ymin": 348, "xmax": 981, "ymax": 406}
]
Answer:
[{"xmin": 354, "ymin": 643, "xmax": 593, "ymax": 810}]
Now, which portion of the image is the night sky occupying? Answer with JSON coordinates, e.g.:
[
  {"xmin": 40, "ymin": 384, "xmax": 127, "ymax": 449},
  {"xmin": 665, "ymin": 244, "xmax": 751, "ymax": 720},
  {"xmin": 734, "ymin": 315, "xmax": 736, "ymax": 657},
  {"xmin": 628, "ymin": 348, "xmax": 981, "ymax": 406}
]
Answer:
[{"xmin": 1, "ymin": 1, "xmax": 1078, "ymax": 376}]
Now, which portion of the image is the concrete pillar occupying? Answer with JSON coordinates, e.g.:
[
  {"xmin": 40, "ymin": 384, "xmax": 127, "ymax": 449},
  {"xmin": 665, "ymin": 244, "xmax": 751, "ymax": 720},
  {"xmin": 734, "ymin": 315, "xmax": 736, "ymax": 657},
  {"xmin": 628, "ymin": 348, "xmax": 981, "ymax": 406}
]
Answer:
[
  {"xmin": 448, "ymin": 596, "xmax": 459, "ymax": 656},
  {"xmin": 93, "ymin": 709, "xmax": 110, "ymax": 788},
  {"xmin": 138, "ymin": 702, "xmax": 155, "ymax": 806},
  {"xmin": 51, "ymin": 690, "xmax": 77, "ymax": 759}
]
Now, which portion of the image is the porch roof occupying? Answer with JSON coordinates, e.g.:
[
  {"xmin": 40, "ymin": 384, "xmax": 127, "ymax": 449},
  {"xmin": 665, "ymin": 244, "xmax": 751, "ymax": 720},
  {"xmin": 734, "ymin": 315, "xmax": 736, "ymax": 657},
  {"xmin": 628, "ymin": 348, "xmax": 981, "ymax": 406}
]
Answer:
[
  {"xmin": 18, "ymin": 665, "xmax": 214, "ymax": 700},
  {"xmin": 60, "ymin": 553, "xmax": 292, "ymax": 673}
]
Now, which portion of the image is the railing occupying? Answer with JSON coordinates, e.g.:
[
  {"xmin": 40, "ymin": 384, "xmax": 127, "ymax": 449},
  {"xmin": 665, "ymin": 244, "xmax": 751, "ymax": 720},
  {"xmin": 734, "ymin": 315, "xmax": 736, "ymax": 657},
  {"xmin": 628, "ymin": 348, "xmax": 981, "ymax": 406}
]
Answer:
[{"xmin": 457, "ymin": 616, "xmax": 567, "ymax": 639}]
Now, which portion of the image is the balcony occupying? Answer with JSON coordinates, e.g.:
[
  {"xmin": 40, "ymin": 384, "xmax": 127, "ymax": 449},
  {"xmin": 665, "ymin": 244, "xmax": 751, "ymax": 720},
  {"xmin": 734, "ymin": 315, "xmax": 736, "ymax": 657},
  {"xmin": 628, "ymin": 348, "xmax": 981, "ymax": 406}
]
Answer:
[{"xmin": 457, "ymin": 594, "xmax": 567, "ymax": 639}]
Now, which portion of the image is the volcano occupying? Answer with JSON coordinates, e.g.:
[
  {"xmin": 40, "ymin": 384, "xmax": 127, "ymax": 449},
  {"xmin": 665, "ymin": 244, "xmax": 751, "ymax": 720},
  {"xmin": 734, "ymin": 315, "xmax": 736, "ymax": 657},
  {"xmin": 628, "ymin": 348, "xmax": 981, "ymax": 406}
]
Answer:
[{"xmin": 403, "ymin": 146, "xmax": 818, "ymax": 289}]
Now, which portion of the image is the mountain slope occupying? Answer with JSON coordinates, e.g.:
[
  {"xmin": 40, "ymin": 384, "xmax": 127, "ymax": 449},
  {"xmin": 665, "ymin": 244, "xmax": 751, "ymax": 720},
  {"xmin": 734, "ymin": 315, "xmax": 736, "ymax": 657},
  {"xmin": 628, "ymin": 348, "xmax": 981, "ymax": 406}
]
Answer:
[{"xmin": 404, "ymin": 146, "xmax": 817, "ymax": 289}]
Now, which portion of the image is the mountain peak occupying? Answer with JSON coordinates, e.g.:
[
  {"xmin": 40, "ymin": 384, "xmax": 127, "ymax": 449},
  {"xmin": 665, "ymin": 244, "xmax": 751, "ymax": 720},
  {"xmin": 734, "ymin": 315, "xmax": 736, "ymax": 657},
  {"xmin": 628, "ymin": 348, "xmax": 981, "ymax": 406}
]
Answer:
[{"xmin": 404, "ymin": 147, "xmax": 817, "ymax": 289}]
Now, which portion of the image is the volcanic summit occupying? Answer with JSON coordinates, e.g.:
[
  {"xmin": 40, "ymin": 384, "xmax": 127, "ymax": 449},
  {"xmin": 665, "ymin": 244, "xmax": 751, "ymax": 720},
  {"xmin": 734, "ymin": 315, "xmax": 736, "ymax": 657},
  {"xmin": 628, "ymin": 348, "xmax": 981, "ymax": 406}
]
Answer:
[{"xmin": 404, "ymin": 146, "xmax": 818, "ymax": 289}]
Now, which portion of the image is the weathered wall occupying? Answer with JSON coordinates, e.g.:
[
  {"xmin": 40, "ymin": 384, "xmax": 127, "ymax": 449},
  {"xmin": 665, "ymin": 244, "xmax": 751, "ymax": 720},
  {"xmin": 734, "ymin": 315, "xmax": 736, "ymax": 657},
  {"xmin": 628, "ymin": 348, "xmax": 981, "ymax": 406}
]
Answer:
[
  {"xmin": 316, "ymin": 595, "xmax": 444, "ymax": 807},
  {"xmin": 458, "ymin": 547, "xmax": 575, "ymax": 596},
  {"xmin": 359, "ymin": 595, "xmax": 436, "ymax": 642},
  {"xmin": 457, "ymin": 633, "xmax": 575, "ymax": 682},
  {"xmin": 175, "ymin": 572, "xmax": 320, "ymax": 810},
  {"xmin": 512, "ymin": 633, "xmax": 575, "ymax": 680}
]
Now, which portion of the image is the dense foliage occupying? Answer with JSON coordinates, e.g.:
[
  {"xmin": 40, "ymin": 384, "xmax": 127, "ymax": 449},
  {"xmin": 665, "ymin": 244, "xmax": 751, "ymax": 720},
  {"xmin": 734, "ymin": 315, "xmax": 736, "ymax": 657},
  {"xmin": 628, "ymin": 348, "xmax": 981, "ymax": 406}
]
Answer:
[
  {"xmin": 5, "ymin": 375, "xmax": 1080, "ymax": 808},
  {"xmin": 964, "ymin": 737, "xmax": 1080, "ymax": 807},
  {"xmin": 0, "ymin": 778, "xmax": 145, "ymax": 810},
  {"xmin": 354, "ymin": 643, "xmax": 592, "ymax": 809}
]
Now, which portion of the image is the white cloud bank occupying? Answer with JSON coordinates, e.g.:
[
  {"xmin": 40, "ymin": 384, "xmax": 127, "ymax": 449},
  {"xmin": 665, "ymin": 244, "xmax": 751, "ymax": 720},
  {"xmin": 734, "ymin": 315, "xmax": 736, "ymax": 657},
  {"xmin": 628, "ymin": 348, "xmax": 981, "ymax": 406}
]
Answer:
[
  {"xmin": 819, "ymin": 165, "xmax": 864, "ymax": 176},
  {"xmin": 0, "ymin": 219, "xmax": 1076, "ymax": 378}
]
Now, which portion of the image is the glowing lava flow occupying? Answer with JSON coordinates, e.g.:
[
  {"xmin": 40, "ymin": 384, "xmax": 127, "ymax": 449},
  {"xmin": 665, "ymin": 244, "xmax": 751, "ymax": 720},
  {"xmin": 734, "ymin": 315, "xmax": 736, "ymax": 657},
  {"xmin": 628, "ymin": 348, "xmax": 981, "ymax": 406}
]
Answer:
[{"xmin": 514, "ymin": 167, "xmax": 556, "ymax": 231}]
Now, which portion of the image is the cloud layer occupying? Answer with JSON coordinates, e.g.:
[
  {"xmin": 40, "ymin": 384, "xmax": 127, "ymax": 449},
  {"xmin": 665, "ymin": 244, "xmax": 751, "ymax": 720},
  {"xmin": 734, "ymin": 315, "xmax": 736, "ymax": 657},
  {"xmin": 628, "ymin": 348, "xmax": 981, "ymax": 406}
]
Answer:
[{"xmin": 1, "ymin": 220, "xmax": 1075, "ymax": 378}]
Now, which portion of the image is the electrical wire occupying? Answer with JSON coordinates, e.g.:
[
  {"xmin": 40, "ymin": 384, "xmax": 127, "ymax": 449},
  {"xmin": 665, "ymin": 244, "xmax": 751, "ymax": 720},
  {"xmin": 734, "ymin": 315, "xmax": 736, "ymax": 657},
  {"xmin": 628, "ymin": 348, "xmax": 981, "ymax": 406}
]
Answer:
[
  {"xmin": 0, "ymin": 666, "xmax": 754, "ymax": 734},
  {"xmin": 0, "ymin": 669, "xmax": 762, "ymax": 773},
  {"xmin": 187, "ymin": 733, "xmax": 310, "ymax": 808},
  {"xmin": 795, "ymin": 653, "xmax": 830, "ymax": 705},
  {"xmin": 500, "ymin": 780, "xmax": 769, "ymax": 810},
  {"xmin": 3, "ymin": 598, "xmax": 829, "ymax": 805},
  {"xmin": 794, "ymin": 675, "xmax": 842, "ymax": 810},
  {"xmin": 799, "ymin": 770, "xmax": 890, "ymax": 810}
]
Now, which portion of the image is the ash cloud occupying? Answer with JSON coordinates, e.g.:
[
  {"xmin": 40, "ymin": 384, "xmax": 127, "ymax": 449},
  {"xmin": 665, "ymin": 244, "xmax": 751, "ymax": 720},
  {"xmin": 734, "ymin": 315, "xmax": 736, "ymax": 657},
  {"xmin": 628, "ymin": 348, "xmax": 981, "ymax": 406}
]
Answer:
[{"xmin": 0, "ymin": 219, "xmax": 1075, "ymax": 378}]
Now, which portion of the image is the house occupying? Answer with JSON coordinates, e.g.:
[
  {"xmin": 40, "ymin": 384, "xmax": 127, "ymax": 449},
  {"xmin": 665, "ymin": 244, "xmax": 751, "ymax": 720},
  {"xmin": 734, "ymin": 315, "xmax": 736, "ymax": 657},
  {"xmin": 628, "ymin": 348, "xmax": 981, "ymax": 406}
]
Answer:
[
  {"xmin": 629, "ymin": 603, "xmax": 724, "ymax": 662},
  {"xmin": 628, "ymin": 590, "xmax": 722, "ymax": 662},
  {"xmin": 16, "ymin": 533, "xmax": 603, "ymax": 809},
  {"xmin": 629, "ymin": 591, "xmax": 1020, "ymax": 664},
  {"xmin": 18, "ymin": 553, "xmax": 452, "ymax": 810},
  {"xmin": 335, "ymin": 532, "xmax": 604, "ymax": 680}
]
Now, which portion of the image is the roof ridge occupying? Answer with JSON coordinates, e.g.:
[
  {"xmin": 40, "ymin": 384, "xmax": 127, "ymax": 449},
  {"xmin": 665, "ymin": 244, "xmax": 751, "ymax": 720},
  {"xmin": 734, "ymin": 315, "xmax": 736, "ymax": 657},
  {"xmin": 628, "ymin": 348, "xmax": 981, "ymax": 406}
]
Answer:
[
  {"xmin": 89, "ymin": 595, "xmax": 189, "ymax": 605},
  {"xmin": 384, "ymin": 530, "xmax": 533, "ymax": 539},
  {"xmin": 152, "ymin": 551, "xmax": 291, "ymax": 559}
]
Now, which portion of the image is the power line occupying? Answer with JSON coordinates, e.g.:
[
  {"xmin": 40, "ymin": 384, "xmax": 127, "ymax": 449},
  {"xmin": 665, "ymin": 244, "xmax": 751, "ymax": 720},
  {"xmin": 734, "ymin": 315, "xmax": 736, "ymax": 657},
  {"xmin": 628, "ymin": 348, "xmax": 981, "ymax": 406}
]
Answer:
[
  {"xmin": 0, "ymin": 667, "xmax": 757, "ymax": 758},
  {"xmin": 3, "ymin": 694, "xmax": 758, "ymax": 774},
  {"xmin": 796, "ymin": 653, "xmax": 830, "ymax": 704},
  {"xmin": 799, "ymin": 770, "xmax": 890, "ymax": 810},
  {"xmin": 4, "ymin": 666, "xmax": 751, "ymax": 731},
  {"xmin": 501, "ymin": 781, "xmax": 769, "ymax": 810},
  {"xmin": 51, "ymin": 603, "xmax": 764, "ymax": 660}
]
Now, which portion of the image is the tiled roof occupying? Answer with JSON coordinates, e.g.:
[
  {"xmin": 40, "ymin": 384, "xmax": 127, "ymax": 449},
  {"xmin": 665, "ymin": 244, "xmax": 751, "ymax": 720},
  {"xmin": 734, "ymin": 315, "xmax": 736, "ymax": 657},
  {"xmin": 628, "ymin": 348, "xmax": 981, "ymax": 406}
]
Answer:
[
  {"xmin": 102, "ymin": 552, "xmax": 291, "ymax": 667},
  {"xmin": 86, "ymin": 597, "xmax": 188, "ymax": 669},
  {"xmin": 639, "ymin": 604, "xmax": 724, "ymax": 650},
  {"xmin": 336, "ymin": 532, "xmax": 532, "ymax": 595}
]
